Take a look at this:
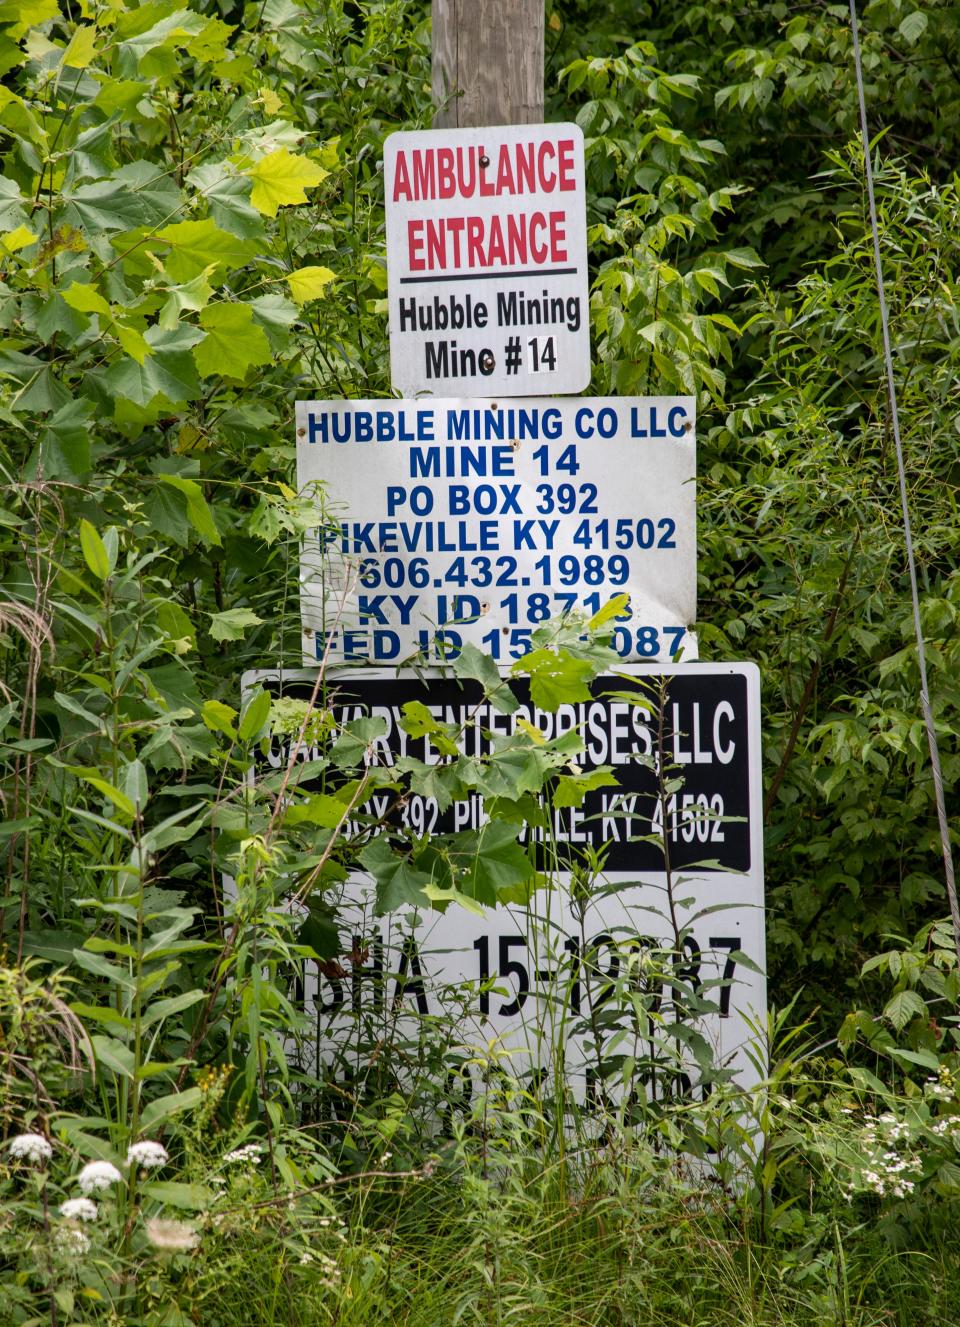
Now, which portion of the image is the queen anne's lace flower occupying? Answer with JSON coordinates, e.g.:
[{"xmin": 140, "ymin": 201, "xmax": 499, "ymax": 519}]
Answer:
[
  {"xmin": 55, "ymin": 1227, "xmax": 91, "ymax": 1256},
  {"xmin": 8, "ymin": 1133, "xmax": 53, "ymax": 1164},
  {"xmin": 126, "ymin": 1140, "xmax": 168, "ymax": 1169},
  {"xmin": 77, "ymin": 1160, "xmax": 123, "ymax": 1194},
  {"xmin": 60, "ymin": 1197, "xmax": 98, "ymax": 1222},
  {"xmin": 222, "ymin": 1143, "xmax": 264, "ymax": 1165},
  {"xmin": 145, "ymin": 1218, "xmax": 199, "ymax": 1251}
]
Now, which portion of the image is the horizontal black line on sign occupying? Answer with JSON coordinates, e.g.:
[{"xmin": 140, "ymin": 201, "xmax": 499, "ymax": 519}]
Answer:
[{"xmin": 399, "ymin": 267, "xmax": 579, "ymax": 285}]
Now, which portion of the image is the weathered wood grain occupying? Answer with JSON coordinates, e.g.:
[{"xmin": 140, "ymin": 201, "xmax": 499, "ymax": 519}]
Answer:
[{"xmin": 432, "ymin": 0, "xmax": 544, "ymax": 128}]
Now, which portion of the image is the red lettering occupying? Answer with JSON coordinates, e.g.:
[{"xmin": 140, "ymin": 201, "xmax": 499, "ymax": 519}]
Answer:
[
  {"xmin": 408, "ymin": 219, "xmax": 425, "ymax": 270},
  {"xmin": 425, "ymin": 218, "xmax": 446, "ymax": 269},
  {"xmin": 515, "ymin": 143, "xmax": 535, "ymax": 193},
  {"xmin": 537, "ymin": 141, "xmax": 556, "ymax": 191},
  {"xmin": 506, "ymin": 214, "xmax": 527, "ymax": 264},
  {"xmin": 495, "ymin": 145, "xmax": 515, "ymax": 194},
  {"xmin": 393, "ymin": 151, "xmax": 411, "ymax": 202},
  {"xmin": 466, "ymin": 216, "xmax": 485, "ymax": 267},
  {"xmin": 438, "ymin": 148, "xmax": 455, "ymax": 199},
  {"xmin": 549, "ymin": 211, "xmax": 567, "ymax": 261},
  {"xmin": 457, "ymin": 146, "xmax": 477, "ymax": 197},
  {"xmin": 486, "ymin": 214, "xmax": 506, "ymax": 265},
  {"xmin": 446, "ymin": 216, "xmax": 465, "ymax": 266},
  {"xmin": 412, "ymin": 150, "xmax": 435, "ymax": 200},
  {"xmin": 558, "ymin": 138, "xmax": 575, "ymax": 191},
  {"xmin": 530, "ymin": 211, "xmax": 548, "ymax": 263}
]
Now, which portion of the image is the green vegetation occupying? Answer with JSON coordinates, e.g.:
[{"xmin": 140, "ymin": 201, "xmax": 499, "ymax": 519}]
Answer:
[{"xmin": 2, "ymin": 0, "xmax": 960, "ymax": 1323}]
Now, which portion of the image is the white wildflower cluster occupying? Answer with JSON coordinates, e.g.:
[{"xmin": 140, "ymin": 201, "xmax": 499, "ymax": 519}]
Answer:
[
  {"xmin": 77, "ymin": 1160, "xmax": 124, "ymax": 1194},
  {"xmin": 222, "ymin": 1143, "xmax": 264, "ymax": 1166},
  {"xmin": 931, "ymin": 1116, "xmax": 960, "ymax": 1137},
  {"xmin": 8, "ymin": 1133, "xmax": 53, "ymax": 1165},
  {"xmin": 298, "ymin": 1248, "xmax": 341, "ymax": 1282},
  {"xmin": 127, "ymin": 1140, "xmax": 169, "ymax": 1169},
  {"xmin": 851, "ymin": 1114, "xmax": 923, "ymax": 1199},
  {"xmin": 54, "ymin": 1226, "xmax": 91, "ymax": 1257},
  {"xmin": 60, "ymin": 1198, "xmax": 98, "ymax": 1222}
]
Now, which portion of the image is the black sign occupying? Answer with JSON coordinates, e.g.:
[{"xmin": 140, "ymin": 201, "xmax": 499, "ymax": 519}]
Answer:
[{"xmin": 253, "ymin": 668, "xmax": 755, "ymax": 874}]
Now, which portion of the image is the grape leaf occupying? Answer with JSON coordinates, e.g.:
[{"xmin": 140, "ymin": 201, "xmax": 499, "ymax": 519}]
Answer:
[
  {"xmin": 448, "ymin": 821, "xmax": 537, "ymax": 906},
  {"xmin": 187, "ymin": 161, "xmax": 264, "ymax": 239},
  {"xmin": 37, "ymin": 398, "xmax": 94, "ymax": 479},
  {"xmin": 359, "ymin": 836, "xmax": 432, "ymax": 914},
  {"xmin": 552, "ymin": 767, "xmax": 620, "ymax": 808},
  {"xmin": 62, "ymin": 22, "xmax": 98, "ymax": 68},
  {"xmin": 192, "ymin": 303, "xmax": 271, "ymax": 379},
  {"xmin": 514, "ymin": 648, "xmax": 595, "ymax": 711},
  {"xmin": 158, "ymin": 475, "xmax": 220, "ymax": 546},
  {"xmin": 103, "ymin": 324, "xmax": 202, "ymax": 407},
  {"xmin": 285, "ymin": 265, "xmax": 335, "ymax": 304},
  {"xmin": 60, "ymin": 161, "xmax": 182, "ymax": 234},
  {"xmin": 148, "ymin": 218, "xmax": 258, "ymax": 283},
  {"xmin": 207, "ymin": 607, "xmax": 263, "ymax": 642},
  {"xmin": 245, "ymin": 148, "xmax": 327, "ymax": 217}
]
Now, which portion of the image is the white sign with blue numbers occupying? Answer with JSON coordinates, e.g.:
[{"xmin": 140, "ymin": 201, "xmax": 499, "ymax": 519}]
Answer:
[{"xmin": 296, "ymin": 396, "xmax": 697, "ymax": 666}]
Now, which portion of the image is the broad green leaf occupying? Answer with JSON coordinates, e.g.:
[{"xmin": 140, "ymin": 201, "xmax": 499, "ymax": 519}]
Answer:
[
  {"xmin": 147, "ymin": 218, "xmax": 258, "ymax": 283},
  {"xmin": 60, "ymin": 162, "xmax": 182, "ymax": 235},
  {"xmin": 588, "ymin": 593, "xmax": 630, "ymax": 630},
  {"xmin": 90, "ymin": 1033, "xmax": 135, "ymax": 1078},
  {"xmin": 284, "ymin": 793, "xmax": 350, "ymax": 829},
  {"xmin": 37, "ymin": 398, "xmax": 93, "ymax": 479},
  {"xmin": 447, "ymin": 821, "xmax": 537, "ymax": 906},
  {"xmin": 422, "ymin": 881, "xmax": 487, "ymax": 917},
  {"xmin": 122, "ymin": 758, "xmax": 149, "ymax": 811},
  {"xmin": 245, "ymin": 148, "xmax": 327, "ymax": 217},
  {"xmin": 115, "ymin": 7, "xmax": 206, "ymax": 75},
  {"xmin": 141, "ymin": 990, "xmax": 204, "ymax": 1029},
  {"xmin": 155, "ymin": 600, "xmax": 196, "ymax": 652},
  {"xmin": 514, "ymin": 648, "xmax": 595, "ymax": 711},
  {"xmin": 202, "ymin": 699, "xmax": 237, "ymax": 736},
  {"xmin": 73, "ymin": 950, "xmax": 136, "ymax": 992},
  {"xmin": 158, "ymin": 268, "xmax": 214, "ymax": 330},
  {"xmin": 883, "ymin": 989, "xmax": 927, "ymax": 1032},
  {"xmin": 899, "ymin": 10, "xmax": 928, "ymax": 44},
  {"xmin": 0, "ymin": 0, "xmax": 57, "ymax": 37},
  {"xmin": 79, "ymin": 518, "xmax": 113, "ymax": 581},
  {"xmin": 553, "ymin": 767, "xmax": 620, "ymax": 808},
  {"xmin": 62, "ymin": 22, "xmax": 98, "ymax": 68},
  {"xmin": 186, "ymin": 161, "xmax": 264, "ymax": 238},
  {"xmin": 0, "ymin": 223, "xmax": 36, "ymax": 252},
  {"xmin": 0, "ymin": 176, "xmax": 27, "ymax": 230},
  {"xmin": 399, "ymin": 700, "xmax": 459, "ymax": 756},
  {"xmin": 158, "ymin": 475, "xmax": 220, "ymax": 546},
  {"xmin": 103, "ymin": 324, "xmax": 202, "ymax": 407},
  {"xmin": 359, "ymin": 836, "xmax": 432, "ymax": 914},
  {"xmin": 116, "ymin": 322, "xmax": 152, "ymax": 364},
  {"xmin": 285, "ymin": 265, "xmax": 335, "ymax": 304},
  {"xmin": 193, "ymin": 302, "xmax": 271, "ymax": 378},
  {"xmin": 144, "ymin": 482, "xmax": 190, "ymax": 546},
  {"xmin": 453, "ymin": 641, "xmax": 519, "ymax": 714},
  {"xmin": 207, "ymin": 607, "xmax": 263, "ymax": 642},
  {"xmin": 238, "ymin": 686, "xmax": 271, "ymax": 741},
  {"xmin": 81, "ymin": 772, "xmax": 135, "ymax": 818},
  {"xmin": 140, "ymin": 1086, "xmax": 204, "ymax": 1130},
  {"xmin": 62, "ymin": 281, "xmax": 111, "ymax": 318}
]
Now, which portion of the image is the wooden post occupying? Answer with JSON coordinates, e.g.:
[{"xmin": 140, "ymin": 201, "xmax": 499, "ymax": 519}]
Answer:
[{"xmin": 432, "ymin": 0, "xmax": 544, "ymax": 129}]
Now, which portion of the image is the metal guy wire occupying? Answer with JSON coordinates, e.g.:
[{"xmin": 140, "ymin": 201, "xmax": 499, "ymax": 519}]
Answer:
[{"xmin": 849, "ymin": 0, "xmax": 960, "ymax": 961}]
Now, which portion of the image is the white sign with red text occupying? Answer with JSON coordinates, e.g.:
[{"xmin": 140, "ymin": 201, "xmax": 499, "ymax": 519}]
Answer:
[{"xmin": 384, "ymin": 124, "xmax": 590, "ymax": 397}]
